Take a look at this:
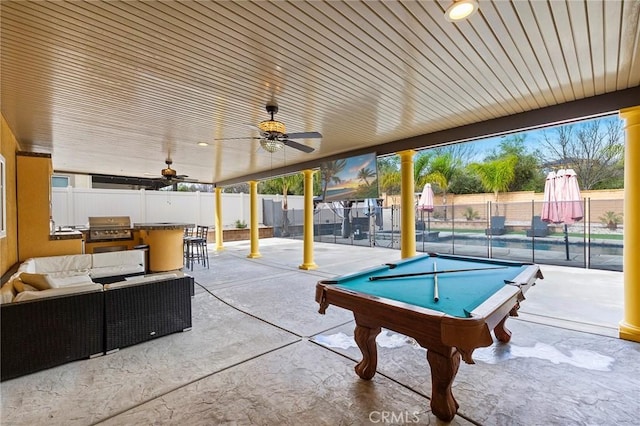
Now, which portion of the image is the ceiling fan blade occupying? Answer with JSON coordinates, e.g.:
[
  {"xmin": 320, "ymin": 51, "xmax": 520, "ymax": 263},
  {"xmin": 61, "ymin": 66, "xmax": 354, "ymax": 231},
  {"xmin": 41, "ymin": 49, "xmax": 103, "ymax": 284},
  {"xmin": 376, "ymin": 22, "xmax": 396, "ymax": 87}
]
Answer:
[
  {"xmin": 213, "ymin": 136, "xmax": 261, "ymax": 141},
  {"xmin": 284, "ymin": 131, "xmax": 322, "ymax": 139},
  {"xmin": 282, "ymin": 139, "xmax": 315, "ymax": 153}
]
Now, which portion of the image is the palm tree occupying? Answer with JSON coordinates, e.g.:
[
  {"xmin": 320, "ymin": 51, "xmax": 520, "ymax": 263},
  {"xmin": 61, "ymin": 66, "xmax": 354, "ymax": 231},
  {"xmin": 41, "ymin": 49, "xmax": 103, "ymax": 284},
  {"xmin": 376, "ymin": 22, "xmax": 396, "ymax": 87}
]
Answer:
[
  {"xmin": 320, "ymin": 159, "xmax": 346, "ymax": 200},
  {"xmin": 266, "ymin": 173, "xmax": 304, "ymax": 237},
  {"xmin": 414, "ymin": 151, "xmax": 434, "ymax": 188},
  {"xmin": 423, "ymin": 153, "xmax": 459, "ymax": 220},
  {"xmin": 468, "ymin": 155, "xmax": 518, "ymax": 215},
  {"xmin": 376, "ymin": 152, "xmax": 433, "ymax": 199},
  {"xmin": 357, "ymin": 167, "xmax": 375, "ymax": 186},
  {"xmin": 377, "ymin": 156, "xmax": 401, "ymax": 196}
]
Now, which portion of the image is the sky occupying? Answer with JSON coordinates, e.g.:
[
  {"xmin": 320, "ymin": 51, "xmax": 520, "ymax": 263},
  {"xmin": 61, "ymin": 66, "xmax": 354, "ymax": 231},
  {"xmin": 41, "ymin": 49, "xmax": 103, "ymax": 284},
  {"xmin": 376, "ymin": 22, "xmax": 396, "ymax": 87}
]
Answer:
[{"xmin": 433, "ymin": 113, "xmax": 623, "ymax": 163}]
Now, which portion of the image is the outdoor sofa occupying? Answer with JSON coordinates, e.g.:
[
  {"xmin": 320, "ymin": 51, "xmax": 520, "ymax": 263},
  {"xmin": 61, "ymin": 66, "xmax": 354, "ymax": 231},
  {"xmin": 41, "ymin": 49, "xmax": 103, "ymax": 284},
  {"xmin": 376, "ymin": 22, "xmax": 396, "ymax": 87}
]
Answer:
[{"xmin": 0, "ymin": 250, "xmax": 193, "ymax": 381}]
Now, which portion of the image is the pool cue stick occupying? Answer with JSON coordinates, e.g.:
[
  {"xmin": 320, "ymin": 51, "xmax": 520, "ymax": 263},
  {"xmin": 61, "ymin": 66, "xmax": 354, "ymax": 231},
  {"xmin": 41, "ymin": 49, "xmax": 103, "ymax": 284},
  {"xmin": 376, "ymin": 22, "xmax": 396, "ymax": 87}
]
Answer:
[
  {"xmin": 368, "ymin": 266, "xmax": 509, "ymax": 281},
  {"xmin": 433, "ymin": 261, "xmax": 439, "ymax": 302}
]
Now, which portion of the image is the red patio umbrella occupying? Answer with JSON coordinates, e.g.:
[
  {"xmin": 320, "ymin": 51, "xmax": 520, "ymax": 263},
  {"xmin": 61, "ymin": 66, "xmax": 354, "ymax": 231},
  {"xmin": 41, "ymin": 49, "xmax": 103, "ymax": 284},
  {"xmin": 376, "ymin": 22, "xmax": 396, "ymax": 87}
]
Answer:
[
  {"xmin": 541, "ymin": 168, "xmax": 583, "ymax": 260},
  {"xmin": 417, "ymin": 183, "xmax": 435, "ymax": 232},
  {"xmin": 541, "ymin": 171, "xmax": 560, "ymax": 223},
  {"xmin": 562, "ymin": 168, "xmax": 583, "ymax": 224}
]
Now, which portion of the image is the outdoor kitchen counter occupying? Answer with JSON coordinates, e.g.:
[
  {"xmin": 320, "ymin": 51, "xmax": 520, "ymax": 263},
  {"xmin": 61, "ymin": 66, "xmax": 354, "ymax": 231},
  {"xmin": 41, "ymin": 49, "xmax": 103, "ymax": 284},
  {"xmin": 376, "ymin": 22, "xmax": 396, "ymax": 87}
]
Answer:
[
  {"xmin": 134, "ymin": 223, "xmax": 194, "ymax": 272},
  {"xmin": 49, "ymin": 230, "xmax": 83, "ymax": 241},
  {"xmin": 133, "ymin": 223, "xmax": 193, "ymax": 231}
]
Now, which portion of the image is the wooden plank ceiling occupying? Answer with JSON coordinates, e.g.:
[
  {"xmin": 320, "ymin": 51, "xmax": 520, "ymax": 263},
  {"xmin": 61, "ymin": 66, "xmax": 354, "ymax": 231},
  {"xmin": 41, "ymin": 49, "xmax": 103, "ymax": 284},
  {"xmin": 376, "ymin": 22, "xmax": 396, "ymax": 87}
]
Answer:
[{"xmin": 2, "ymin": 1, "xmax": 639, "ymax": 186}]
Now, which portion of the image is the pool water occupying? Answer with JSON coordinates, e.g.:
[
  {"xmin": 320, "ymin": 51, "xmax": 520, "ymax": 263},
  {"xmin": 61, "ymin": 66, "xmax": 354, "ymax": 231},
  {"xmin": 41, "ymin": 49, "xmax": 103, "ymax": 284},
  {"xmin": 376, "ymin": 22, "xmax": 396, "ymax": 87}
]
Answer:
[{"xmin": 449, "ymin": 236, "xmax": 622, "ymax": 256}]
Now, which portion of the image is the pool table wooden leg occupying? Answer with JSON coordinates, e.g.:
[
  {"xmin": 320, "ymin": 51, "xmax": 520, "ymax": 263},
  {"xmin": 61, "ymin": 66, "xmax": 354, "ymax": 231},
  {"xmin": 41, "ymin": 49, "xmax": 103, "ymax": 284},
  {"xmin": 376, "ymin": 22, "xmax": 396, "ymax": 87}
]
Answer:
[
  {"xmin": 494, "ymin": 313, "xmax": 512, "ymax": 342},
  {"xmin": 353, "ymin": 323, "xmax": 381, "ymax": 380},
  {"xmin": 427, "ymin": 348, "xmax": 461, "ymax": 422}
]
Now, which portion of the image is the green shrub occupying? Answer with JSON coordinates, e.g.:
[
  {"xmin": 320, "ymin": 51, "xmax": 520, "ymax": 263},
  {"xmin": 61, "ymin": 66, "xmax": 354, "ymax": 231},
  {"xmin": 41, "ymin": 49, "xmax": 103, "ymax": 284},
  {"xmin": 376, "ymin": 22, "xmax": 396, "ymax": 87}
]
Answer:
[
  {"xmin": 599, "ymin": 211, "xmax": 622, "ymax": 230},
  {"xmin": 462, "ymin": 207, "xmax": 480, "ymax": 221}
]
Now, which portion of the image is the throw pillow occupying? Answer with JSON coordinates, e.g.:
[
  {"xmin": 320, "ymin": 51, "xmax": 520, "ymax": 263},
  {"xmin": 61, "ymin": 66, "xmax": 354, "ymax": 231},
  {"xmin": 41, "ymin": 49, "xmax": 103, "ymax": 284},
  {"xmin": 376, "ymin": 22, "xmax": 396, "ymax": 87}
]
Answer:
[
  {"xmin": 0, "ymin": 282, "xmax": 16, "ymax": 304},
  {"xmin": 19, "ymin": 272, "xmax": 53, "ymax": 291},
  {"xmin": 11, "ymin": 278, "xmax": 39, "ymax": 293},
  {"xmin": 11, "ymin": 277, "xmax": 26, "ymax": 293}
]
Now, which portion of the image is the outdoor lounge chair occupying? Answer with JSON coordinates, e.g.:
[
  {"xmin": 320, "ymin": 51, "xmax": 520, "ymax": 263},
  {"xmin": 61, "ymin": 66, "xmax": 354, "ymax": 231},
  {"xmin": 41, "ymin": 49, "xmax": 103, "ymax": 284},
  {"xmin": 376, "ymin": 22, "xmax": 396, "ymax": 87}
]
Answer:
[
  {"xmin": 527, "ymin": 215, "xmax": 550, "ymax": 237},
  {"xmin": 485, "ymin": 216, "xmax": 506, "ymax": 235}
]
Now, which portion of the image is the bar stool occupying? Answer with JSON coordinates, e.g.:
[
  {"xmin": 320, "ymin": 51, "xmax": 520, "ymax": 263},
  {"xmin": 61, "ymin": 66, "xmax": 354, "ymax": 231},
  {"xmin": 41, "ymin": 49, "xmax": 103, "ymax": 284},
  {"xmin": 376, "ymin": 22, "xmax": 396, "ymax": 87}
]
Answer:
[
  {"xmin": 183, "ymin": 225, "xmax": 209, "ymax": 270},
  {"xmin": 193, "ymin": 225, "xmax": 209, "ymax": 269},
  {"xmin": 183, "ymin": 227, "xmax": 197, "ymax": 270}
]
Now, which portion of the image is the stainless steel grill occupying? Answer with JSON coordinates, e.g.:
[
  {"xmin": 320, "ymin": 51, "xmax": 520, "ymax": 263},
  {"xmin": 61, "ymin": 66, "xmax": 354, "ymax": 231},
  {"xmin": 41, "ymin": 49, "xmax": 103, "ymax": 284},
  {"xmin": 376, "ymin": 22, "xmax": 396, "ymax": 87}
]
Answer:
[{"xmin": 87, "ymin": 216, "xmax": 133, "ymax": 242}]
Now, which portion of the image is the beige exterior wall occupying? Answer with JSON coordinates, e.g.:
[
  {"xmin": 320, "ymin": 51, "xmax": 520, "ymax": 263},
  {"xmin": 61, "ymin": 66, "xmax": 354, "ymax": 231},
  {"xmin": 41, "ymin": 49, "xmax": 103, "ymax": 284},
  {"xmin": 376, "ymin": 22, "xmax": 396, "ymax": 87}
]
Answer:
[{"xmin": 384, "ymin": 188, "xmax": 625, "ymax": 226}]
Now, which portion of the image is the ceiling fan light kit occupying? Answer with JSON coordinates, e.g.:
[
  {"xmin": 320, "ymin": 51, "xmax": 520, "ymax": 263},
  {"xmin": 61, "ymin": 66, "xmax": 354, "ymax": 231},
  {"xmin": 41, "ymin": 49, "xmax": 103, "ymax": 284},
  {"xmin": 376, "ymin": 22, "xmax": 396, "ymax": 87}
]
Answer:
[
  {"xmin": 161, "ymin": 159, "xmax": 177, "ymax": 178},
  {"xmin": 260, "ymin": 139, "xmax": 284, "ymax": 153},
  {"xmin": 162, "ymin": 167, "xmax": 177, "ymax": 178},
  {"xmin": 444, "ymin": 0, "xmax": 478, "ymax": 22},
  {"xmin": 258, "ymin": 102, "xmax": 286, "ymax": 135},
  {"xmin": 258, "ymin": 119, "xmax": 286, "ymax": 134}
]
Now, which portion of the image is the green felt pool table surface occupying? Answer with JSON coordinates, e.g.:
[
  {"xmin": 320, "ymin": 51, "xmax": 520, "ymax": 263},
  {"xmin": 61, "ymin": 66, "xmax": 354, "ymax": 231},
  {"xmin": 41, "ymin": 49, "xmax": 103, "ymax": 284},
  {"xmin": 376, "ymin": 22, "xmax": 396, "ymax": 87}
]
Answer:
[{"xmin": 327, "ymin": 253, "xmax": 537, "ymax": 318}]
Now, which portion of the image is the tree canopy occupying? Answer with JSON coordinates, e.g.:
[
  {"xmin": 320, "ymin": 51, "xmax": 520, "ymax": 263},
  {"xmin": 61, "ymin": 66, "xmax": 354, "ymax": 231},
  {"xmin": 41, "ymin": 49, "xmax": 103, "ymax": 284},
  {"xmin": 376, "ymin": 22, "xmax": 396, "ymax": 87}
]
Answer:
[
  {"xmin": 468, "ymin": 154, "xmax": 518, "ymax": 206},
  {"xmin": 537, "ymin": 117, "xmax": 624, "ymax": 190}
]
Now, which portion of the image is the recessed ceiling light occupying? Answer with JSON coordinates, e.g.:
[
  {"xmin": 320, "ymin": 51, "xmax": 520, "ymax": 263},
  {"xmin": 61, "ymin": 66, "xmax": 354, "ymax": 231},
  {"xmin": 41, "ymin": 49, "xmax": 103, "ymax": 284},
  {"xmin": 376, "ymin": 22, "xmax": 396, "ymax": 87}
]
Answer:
[
  {"xmin": 444, "ymin": 0, "xmax": 479, "ymax": 22},
  {"xmin": 197, "ymin": 142, "xmax": 209, "ymax": 147}
]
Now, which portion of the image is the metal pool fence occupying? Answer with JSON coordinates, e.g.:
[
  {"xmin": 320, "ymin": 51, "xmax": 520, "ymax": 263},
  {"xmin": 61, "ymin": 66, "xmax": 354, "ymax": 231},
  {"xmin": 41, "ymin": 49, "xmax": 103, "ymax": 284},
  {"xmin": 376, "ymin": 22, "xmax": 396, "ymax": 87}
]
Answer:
[{"xmin": 273, "ymin": 199, "xmax": 623, "ymax": 272}]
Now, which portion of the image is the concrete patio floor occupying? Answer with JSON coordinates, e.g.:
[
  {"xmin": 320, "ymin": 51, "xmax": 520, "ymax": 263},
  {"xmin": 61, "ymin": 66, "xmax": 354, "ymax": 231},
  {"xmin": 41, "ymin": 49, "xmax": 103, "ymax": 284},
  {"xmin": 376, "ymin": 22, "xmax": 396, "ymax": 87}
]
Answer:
[{"xmin": 1, "ymin": 238, "xmax": 638, "ymax": 425}]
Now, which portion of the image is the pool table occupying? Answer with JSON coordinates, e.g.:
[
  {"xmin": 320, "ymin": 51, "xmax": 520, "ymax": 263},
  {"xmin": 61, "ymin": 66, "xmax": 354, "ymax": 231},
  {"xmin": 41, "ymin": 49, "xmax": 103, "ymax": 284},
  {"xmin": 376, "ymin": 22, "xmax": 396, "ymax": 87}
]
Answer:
[{"xmin": 315, "ymin": 253, "xmax": 543, "ymax": 421}]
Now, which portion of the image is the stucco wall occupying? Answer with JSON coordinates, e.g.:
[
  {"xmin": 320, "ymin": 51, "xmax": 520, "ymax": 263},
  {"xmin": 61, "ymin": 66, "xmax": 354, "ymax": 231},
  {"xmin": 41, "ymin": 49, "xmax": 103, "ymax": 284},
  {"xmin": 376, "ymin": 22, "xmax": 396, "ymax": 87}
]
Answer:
[
  {"xmin": 384, "ymin": 188, "xmax": 625, "ymax": 225},
  {"xmin": 1, "ymin": 115, "xmax": 19, "ymax": 277}
]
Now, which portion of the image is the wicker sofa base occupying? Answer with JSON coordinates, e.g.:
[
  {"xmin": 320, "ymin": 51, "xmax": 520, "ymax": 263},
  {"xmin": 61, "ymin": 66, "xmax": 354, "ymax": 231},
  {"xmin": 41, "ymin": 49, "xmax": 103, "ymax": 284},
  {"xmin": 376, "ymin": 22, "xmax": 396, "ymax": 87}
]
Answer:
[
  {"xmin": 1, "ymin": 275, "xmax": 194, "ymax": 381},
  {"xmin": 104, "ymin": 275, "xmax": 193, "ymax": 353},
  {"xmin": 1, "ymin": 290, "xmax": 104, "ymax": 381}
]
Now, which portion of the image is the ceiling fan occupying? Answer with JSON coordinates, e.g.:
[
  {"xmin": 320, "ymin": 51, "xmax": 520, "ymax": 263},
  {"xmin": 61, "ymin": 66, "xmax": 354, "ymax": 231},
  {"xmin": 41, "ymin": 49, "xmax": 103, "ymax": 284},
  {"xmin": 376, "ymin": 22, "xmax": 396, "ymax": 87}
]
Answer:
[
  {"xmin": 215, "ymin": 101, "xmax": 322, "ymax": 153},
  {"xmin": 154, "ymin": 157, "xmax": 197, "ymax": 184}
]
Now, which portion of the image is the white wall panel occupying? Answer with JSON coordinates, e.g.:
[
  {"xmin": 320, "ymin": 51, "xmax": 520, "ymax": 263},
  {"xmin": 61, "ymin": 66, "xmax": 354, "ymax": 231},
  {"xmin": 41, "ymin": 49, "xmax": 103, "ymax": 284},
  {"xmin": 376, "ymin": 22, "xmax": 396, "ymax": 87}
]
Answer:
[{"xmin": 52, "ymin": 187, "xmax": 305, "ymax": 229}]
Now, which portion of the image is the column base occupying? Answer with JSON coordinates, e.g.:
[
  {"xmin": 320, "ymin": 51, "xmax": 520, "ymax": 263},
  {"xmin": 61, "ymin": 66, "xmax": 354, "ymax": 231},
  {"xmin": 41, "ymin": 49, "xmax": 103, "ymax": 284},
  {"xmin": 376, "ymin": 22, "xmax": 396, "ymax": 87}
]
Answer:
[
  {"xmin": 215, "ymin": 246, "xmax": 225, "ymax": 252},
  {"xmin": 247, "ymin": 253, "xmax": 262, "ymax": 259},
  {"xmin": 619, "ymin": 320, "xmax": 640, "ymax": 342},
  {"xmin": 299, "ymin": 262, "xmax": 318, "ymax": 270}
]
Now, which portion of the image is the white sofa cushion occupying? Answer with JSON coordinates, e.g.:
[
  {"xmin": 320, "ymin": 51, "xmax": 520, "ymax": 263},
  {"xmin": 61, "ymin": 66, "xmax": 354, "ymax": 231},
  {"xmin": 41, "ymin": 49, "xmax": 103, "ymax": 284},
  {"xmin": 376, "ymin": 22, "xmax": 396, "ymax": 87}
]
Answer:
[
  {"xmin": 16, "ymin": 258, "xmax": 36, "ymax": 274},
  {"xmin": 47, "ymin": 274, "xmax": 95, "ymax": 288},
  {"xmin": 92, "ymin": 250, "xmax": 144, "ymax": 268},
  {"xmin": 90, "ymin": 250, "xmax": 145, "ymax": 278},
  {"xmin": 13, "ymin": 283, "xmax": 103, "ymax": 302},
  {"xmin": 90, "ymin": 266, "xmax": 144, "ymax": 279},
  {"xmin": 104, "ymin": 273, "xmax": 179, "ymax": 290},
  {"xmin": 31, "ymin": 254, "xmax": 92, "ymax": 275}
]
